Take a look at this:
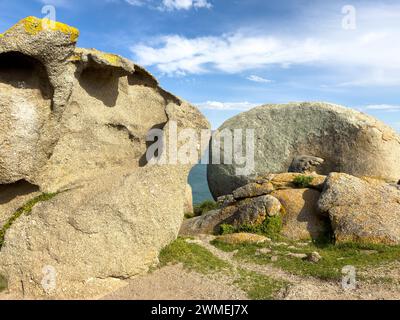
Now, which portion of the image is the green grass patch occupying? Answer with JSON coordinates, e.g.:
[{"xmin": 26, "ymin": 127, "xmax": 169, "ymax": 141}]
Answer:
[
  {"xmin": 0, "ymin": 192, "xmax": 57, "ymax": 249},
  {"xmin": 159, "ymin": 238, "xmax": 291, "ymax": 299},
  {"xmin": 0, "ymin": 274, "xmax": 7, "ymax": 292},
  {"xmin": 159, "ymin": 238, "xmax": 231, "ymax": 274},
  {"xmin": 211, "ymin": 239, "xmax": 400, "ymax": 281},
  {"xmin": 193, "ymin": 200, "xmax": 220, "ymax": 217},
  {"xmin": 235, "ymin": 269, "xmax": 289, "ymax": 300},
  {"xmin": 219, "ymin": 215, "xmax": 283, "ymax": 240},
  {"xmin": 293, "ymin": 175, "xmax": 314, "ymax": 188}
]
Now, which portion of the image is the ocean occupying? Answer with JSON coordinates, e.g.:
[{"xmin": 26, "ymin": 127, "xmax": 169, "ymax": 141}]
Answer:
[{"xmin": 188, "ymin": 164, "xmax": 214, "ymax": 204}]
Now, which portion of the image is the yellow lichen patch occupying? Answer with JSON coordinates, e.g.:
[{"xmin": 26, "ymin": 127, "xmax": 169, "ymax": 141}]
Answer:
[
  {"xmin": 3, "ymin": 16, "xmax": 79, "ymax": 42},
  {"xmin": 99, "ymin": 52, "xmax": 121, "ymax": 66},
  {"xmin": 72, "ymin": 48, "xmax": 123, "ymax": 67}
]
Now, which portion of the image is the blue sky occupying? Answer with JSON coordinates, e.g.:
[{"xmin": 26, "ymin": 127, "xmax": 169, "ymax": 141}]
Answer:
[{"xmin": 1, "ymin": 0, "xmax": 400, "ymax": 130}]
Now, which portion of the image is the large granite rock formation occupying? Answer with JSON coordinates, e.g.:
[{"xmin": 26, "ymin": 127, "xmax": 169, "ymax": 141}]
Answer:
[
  {"xmin": 207, "ymin": 102, "xmax": 400, "ymax": 199},
  {"xmin": 318, "ymin": 173, "xmax": 400, "ymax": 245},
  {"xmin": 0, "ymin": 17, "xmax": 209, "ymax": 298},
  {"xmin": 180, "ymin": 172, "xmax": 329, "ymax": 241}
]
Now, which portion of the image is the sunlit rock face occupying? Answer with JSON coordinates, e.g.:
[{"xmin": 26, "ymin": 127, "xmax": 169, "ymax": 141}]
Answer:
[
  {"xmin": 0, "ymin": 17, "xmax": 209, "ymax": 299},
  {"xmin": 208, "ymin": 102, "xmax": 400, "ymax": 199}
]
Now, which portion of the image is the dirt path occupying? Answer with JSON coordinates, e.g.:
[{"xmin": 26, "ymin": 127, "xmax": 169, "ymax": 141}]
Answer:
[
  {"xmin": 100, "ymin": 235, "xmax": 400, "ymax": 300},
  {"xmin": 192, "ymin": 235, "xmax": 400, "ymax": 300},
  {"xmin": 101, "ymin": 264, "xmax": 248, "ymax": 300},
  {"xmin": 2, "ymin": 235, "xmax": 399, "ymax": 300}
]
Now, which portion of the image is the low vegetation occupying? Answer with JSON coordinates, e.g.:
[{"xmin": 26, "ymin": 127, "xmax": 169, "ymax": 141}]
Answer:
[
  {"xmin": 293, "ymin": 175, "xmax": 314, "ymax": 188},
  {"xmin": 159, "ymin": 238, "xmax": 230, "ymax": 274},
  {"xmin": 212, "ymin": 238, "xmax": 400, "ymax": 281},
  {"xmin": 219, "ymin": 215, "xmax": 283, "ymax": 240},
  {"xmin": 194, "ymin": 200, "xmax": 220, "ymax": 216},
  {"xmin": 185, "ymin": 200, "xmax": 220, "ymax": 219},
  {"xmin": 0, "ymin": 274, "xmax": 7, "ymax": 292},
  {"xmin": 0, "ymin": 193, "xmax": 57, "ymax": 249},
  {"xmin": 159, "ymin": 237, "xmax": 290, "ymax": 299}
]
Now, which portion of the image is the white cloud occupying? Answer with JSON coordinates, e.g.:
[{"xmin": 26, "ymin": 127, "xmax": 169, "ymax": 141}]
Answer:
[
  {"xmin": 131, "ymin": 33, "xmax": 322, "ymax": 75},
  {"xmin": 364, "ymin": 104, "xmax": 400, "ymax": 112},
  {"xmin": 125, "ymin": 0, "xmax": 148, "ymax": 6},
  {"xmin": 123, "ymin": 0, "xmax": 211, "ymax": 10},
  {"xmin": 131, "ymin": 3, "xmax": 400, "ymax": 85},
  {"xmin": 162, "ymin": 0, "xmax": 211, "ymax": 10},
  {"xmin": 247, "ymin": 75, "xmax": 272, "ymax": 83},
  {"xmin": 196, "ymin": 101, "xmax": 259, "ymax": 111}
]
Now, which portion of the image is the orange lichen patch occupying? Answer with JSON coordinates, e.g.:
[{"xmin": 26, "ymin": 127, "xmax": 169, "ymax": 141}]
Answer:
[{"xmin": 1, "ymin": 16, "xmax": 79, "ymax": 42}]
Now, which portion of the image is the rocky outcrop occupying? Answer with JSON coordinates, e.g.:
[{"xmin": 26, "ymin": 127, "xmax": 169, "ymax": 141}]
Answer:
[
  {"xmin": 318, "ymin": 173, "xmax": 400, "ymax": 245},
  {"xmin": 208, "ymin": 102, "xmax": 400, "ymax": 199},
  {"xmin": 179, "ymin": 194, "xmax": 281, "ymax": 237},
  {"xmin": 271, "ymin": 188, "xmax": 329, "ymax": 241},
  {"xmin": 180, "ymin": 173, "xmax": 328, "ymax": 241},
  {"xmin": 0, "ymin": 17, "xmax": 209, "ymax": 298}
]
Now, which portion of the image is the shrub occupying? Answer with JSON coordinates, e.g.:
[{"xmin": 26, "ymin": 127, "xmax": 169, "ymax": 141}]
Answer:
[
  {"xmin": 193, "ymin": 200, "xmax": 219, "ymax": 217},
  {"xmin": 293, "ymin": 175, "xmax": 314, "ymax": 188},
  {"xmin": 220, "ymin": 223, "xmax": 236, "ymax": 235},
  {"xmin": 219, "ymin": 215, "xmax": 283, "ymax": 240}
]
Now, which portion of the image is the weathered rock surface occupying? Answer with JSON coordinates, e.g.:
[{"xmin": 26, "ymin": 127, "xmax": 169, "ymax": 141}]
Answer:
[
  {"xmin": 180, "ymin": 194, "xmax": 280, "ymax": 236},
  {"xmin": 232, "ymin": 182, "xmax": 274, "ymax": 200},
  {"xmin": 184, "ymin": 184, "xmax": 194, "ymax": 214},
  {"xmin": 0, "ymin": 17, "xmax": 209, "ymax": 298},
  {"xmin": 215, "ymin": 233, "xmax": 270, "ymax": 245},
  {"xmin": 208, "ymin": 102, "xmax": 400, "ymax": 198},
  {"xmin": 271, "ymin": 188, "xmax": 329, "ymax": 241},
  {"xmin": 318, "ymin": 173, "xmax": 400, "ymax": 245},
  {"xmin": 181, "ymin": 173, "xmax": 327, "ymax": 240},
  {"xmin": 289, "ymin": 155, "xmax": 324, "ymax": 173},
  {"xmin": 266, "ymin": 172, "xmax": 326, "ymax": 191}
]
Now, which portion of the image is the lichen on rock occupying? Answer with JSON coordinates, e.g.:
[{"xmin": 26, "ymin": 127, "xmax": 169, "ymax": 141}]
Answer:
[{"xmin": 0, "ymin": 17, "xmax": 209, "ymax": 299}]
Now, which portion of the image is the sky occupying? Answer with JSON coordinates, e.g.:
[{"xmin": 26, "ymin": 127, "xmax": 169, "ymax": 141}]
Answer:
[{"xmin": 1, "ymin": 0, "xmax": 400, "ymax": 130}]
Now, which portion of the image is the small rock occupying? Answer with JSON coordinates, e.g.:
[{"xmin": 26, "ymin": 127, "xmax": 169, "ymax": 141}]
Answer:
[
  {"xmin": 256, "ymin": 248, "xmax": 272, "ymax": 255},
  {"xmin": 271, "ymin": 256, "xmax": 279, "ymax": 262},
  {"xmin": 296, "ymin": 242, "xmax": 310, "ymax": 247},
  {"xmin": 185, "ymin": 239, "xmax": 203, "ymax": 245},
  {"xmin": 289, "ymin": 155, "xmax": 324, "ymax": 174},
  {"xmin": 287, "ymin": 252, "xmax": 308, "ymax": 259},
  {"xmin": 272, "ymin": 242, "xmax": 288, "ymax": 246},
  {"xmin": 360, "ymin": 250, "xmax": 378, "ymax": 255},
  {"xmin": 232, "ymin": 182, "xmax": 274, "ymax": 200},
  {"xmin": 288, "ymin": 245, "xmax": 297, "ymax": 250},
  {"xmin": 217, "ymin": 194, "xmax": 236, "ymax": 208},
  {"xmin": 306, "ymin": 251, "xmax": 322, "ymax": 263}
]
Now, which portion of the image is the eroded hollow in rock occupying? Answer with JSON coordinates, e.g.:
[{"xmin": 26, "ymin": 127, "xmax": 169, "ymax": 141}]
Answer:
[
  {"xmin": 0, "ymin": 51, "xmax": 53, "ymax": 99},
  {"xmin": 0, "ymin": 180, "xmax": 40, "ymax": 205},
  {"xmin": 0, "ymin": 52, "xmax": 54, "ymax": 184},
  {"xmin": 78, "ymin": 66, "xmax": 122, "ymax": 108}
]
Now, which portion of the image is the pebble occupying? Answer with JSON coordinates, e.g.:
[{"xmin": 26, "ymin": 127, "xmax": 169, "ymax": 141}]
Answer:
[
  {"xmin": 306, "ymin": 251, "xmax": 322, "ymax": 263},
  {"xmin": 287, "ymin": 252, "xmax": 307, "ymax": 259},
  {"xmin": 256, "ymin": 248, "xmax": 272, "ymax": 255}
]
